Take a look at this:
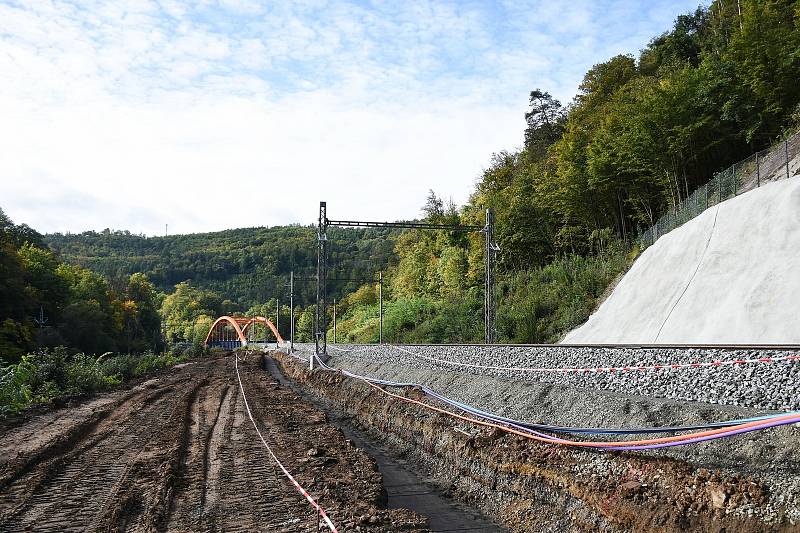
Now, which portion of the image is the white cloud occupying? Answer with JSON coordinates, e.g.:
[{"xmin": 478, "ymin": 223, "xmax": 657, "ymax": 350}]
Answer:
[{"xmin": 0, "ymin": 0, "xmax": 701, "ymax": 235}]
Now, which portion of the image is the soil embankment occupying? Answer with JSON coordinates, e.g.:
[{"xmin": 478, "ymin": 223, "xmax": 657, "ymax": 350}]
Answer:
[
  {"xmin": 264, "ymin": 354, "xmax": 504, "ymax": 532},
  {"xmin": 274, "ymin": 351, "xmax": 800, "ymax": 532}
]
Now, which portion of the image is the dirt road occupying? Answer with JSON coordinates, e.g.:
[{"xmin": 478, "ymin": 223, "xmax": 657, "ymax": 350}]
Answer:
[{"xmin": 0, "ymin": 353, "xmax": 426, "ymax": 532}]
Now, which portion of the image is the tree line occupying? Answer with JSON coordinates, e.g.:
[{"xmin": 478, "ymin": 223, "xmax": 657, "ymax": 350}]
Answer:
[
  {"xmin": 44, "ymin": 225, "xmax": 399, "ymax": 310},
  {"xmin": 331, "ymin": 0, "xmax": 800, "ymax": 343},
  {"xmin": 1, "ymin": 208, "xmax": 163, "ymax": 363},
  {"xmin": 17, "ymin": 0, "xmax": 800, "ymax": 349}
]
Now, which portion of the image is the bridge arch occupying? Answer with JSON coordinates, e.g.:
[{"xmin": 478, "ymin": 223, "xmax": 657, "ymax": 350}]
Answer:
[
  {"xmin": 204, "ymin": 315, "xmax": 284, "ymax": 348},
  {"xmin": 241, "ymin": 316, "xmax": 283, "ymax": 344}
]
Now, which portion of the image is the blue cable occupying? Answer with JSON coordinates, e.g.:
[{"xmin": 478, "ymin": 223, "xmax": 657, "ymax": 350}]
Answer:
[{"xmin": 317, "ymin": 355, "xmax": 796, "ymax": 435}]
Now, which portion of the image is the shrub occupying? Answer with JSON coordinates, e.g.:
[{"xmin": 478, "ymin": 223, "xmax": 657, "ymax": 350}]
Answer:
[
  {"xmin": 0, "ymin": 348, "xmax": 190, "ymax": 417},
  {"xmin": 64, "ymin": 354, "xmax": 118, "ymax": 395},
  {"xmin": 0, "ymin": 364, "xmax": 34, "ymax": 416},
  {"xmin": 497, "ymin": 238, "xmax": 631, "ymax": 343}
]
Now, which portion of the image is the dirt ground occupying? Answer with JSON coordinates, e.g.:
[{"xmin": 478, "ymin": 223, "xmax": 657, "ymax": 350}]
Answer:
[
  {"xmin": 4, "ymin": 349, "xmax": 795, "ymax": 533},
  {"xmin": 0, "ymin": 352, "xmax": 426, "ymax": 532}
]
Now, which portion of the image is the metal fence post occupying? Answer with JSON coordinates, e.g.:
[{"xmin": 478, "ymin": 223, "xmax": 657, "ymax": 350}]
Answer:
[
  {"xmin": 786, "ymin": 139, "xmax": 791, "ymax": 180},
  {"xmin": 756, "ymin": 152, "xmax": 760, "ymax": 187},
  {"xmin": 734, "ymin": 164, "xmax": 738, "ymax": 195}
]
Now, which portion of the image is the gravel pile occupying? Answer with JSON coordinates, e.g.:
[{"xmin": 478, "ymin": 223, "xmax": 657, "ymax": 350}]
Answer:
[{"xmin": 312, "ymin": 344, "xmax": 800, "ymax": 411}]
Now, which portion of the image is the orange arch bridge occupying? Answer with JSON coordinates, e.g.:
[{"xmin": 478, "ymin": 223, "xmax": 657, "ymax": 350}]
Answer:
[{"xmin": 204, "ymin": 316, "xmax": 284, "ymax": 350}]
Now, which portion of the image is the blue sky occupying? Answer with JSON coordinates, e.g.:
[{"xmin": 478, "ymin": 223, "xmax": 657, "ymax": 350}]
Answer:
[{"xmin": 1, "ymin": 0, "xmax": 702, "ymax": 235}]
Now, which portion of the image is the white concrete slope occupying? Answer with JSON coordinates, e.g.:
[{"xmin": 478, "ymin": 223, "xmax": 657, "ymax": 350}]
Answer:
[{"xmin": 563, "ymin": 177, "xmax": 800, "ymax": 344}]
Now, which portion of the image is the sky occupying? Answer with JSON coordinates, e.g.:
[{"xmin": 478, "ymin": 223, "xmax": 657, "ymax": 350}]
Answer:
[{"xmin": 0, "ymin": 0, "xmax": 702, "ymax": 236}]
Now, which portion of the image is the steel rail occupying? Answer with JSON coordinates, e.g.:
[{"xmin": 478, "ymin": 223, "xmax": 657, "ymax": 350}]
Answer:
[{"xmin": 373, "ymin": 343, "xmax": 800, "ymax": 350}]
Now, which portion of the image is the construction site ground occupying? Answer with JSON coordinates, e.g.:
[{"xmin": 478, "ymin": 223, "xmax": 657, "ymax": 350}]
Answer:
[
  {"xmin": 0, "ymin": 352, "xmax": 440, "ymax": 532},
  {"xmin": 1, "ymin": 349, "xmax": 798, "ymax": 532}
]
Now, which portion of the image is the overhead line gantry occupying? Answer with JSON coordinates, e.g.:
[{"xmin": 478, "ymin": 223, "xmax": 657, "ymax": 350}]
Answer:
[{"xmin": 314, "ymin": 201, "xmax": 498, "ymax": 364}]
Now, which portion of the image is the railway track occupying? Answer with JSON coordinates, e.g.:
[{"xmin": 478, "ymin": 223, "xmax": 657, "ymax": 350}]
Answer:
[
  {"xmin": 333, "ymin": 343, "xmax": 800, "ymax": 350},
  {"xmin": 320, "ymin": 342, "xmax": 800, "ymax": 411},
  {"xmin": 0, "ymin": 353, "xmax": 427, "ymax": 532}
]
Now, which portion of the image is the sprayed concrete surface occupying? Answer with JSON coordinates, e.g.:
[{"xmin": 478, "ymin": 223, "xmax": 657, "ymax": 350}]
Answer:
[{"xmin": 564, "ymin": 176, "xmax": 800, "ymax": 343}]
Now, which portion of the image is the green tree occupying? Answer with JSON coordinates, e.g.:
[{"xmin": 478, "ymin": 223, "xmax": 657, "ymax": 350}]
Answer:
[
  {"xmin": 524, "ymin": 89, "xmax": 566, "ymax": 159},
  {"xmin": 160, "ymin": 282, "xmax": 223, "ymax": 345},
  {"xmin": 122, "ymin": 273, "xmax": 162, "ymax": 352}
]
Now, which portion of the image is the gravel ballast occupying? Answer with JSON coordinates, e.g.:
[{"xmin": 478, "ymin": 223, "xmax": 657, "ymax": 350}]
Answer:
[
  {"xmin": 291, "ymin": 343, "xmax": 800, "ymax": 525},
  {"xmin": 315, "ymin": 343, "xmax": 799, "ymax": 411}
]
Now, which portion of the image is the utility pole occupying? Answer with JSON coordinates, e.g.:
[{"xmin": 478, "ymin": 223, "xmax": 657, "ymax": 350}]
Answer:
[
  {"xmin": 484, "ymin": 208, "xmax": 498, "ymax": 344},
  {"xmin": 165, "ymin": 223, "xmax": 168, "ymax": 237},
  {"xmin": 275, "ymin": 298, "xmax": 279, "ymax": 349},
  {"xmin": 333, "ymin": 299, "xmax": 336, "ymax": 344},
  {"xmin": 314, "ymin": 201, "xmax": 328, "ymax": 369},
  {"xmin": 289, "ymin": 270, "xmax": 294, "ymax": 353},
  {"xmin": 378, "ymin": 272, "xmax": 383, "ymax": 344},
  {"xmin": 34, "ymin": 306, "xmax": 48, "ymax": 346}
]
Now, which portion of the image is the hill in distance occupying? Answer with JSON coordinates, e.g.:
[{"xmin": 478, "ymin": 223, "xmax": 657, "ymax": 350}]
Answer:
[{"xmin": 44, "ymin": 225, "xmax": 399, "ymax": 309}]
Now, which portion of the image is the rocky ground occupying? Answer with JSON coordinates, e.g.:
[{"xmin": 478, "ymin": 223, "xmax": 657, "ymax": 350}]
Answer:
[{"xmin": 322, "ymin": 344, "xmax": 800, "ymax": 411}]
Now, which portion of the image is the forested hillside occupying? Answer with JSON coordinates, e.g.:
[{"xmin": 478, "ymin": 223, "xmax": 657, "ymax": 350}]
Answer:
[
  {"xmin": 0, "ymin": 209, "xmax": 162, "ymax": 362},
  {"xmin": 34, "ymin": 0, "xmax": 800, "ymax": 346},
  {"xmin": 333, "ymin": 0, "xmax": 800, "ymax": 343},
  {"xmin": 45, "ymin": 226, "xmax": 399, "ymax": 309}
]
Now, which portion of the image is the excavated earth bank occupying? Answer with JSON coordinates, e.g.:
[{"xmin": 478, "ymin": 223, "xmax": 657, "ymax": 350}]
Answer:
[
  {"xmin": 0, "ymin": 352, "xmax": 426, "ymax": 532},
  {"xmin": 275, "ymin": 351, "xmax": 800, "ymax": 532}
]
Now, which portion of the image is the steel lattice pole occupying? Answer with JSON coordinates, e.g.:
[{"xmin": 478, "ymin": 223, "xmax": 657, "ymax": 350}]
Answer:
[
  {"xmin": 484, "ymin": 208, "xmax": 496, "ymax": 344},
  {"xmin": 289, "ymin": 270, "xmax": 294, "ymax": 353},
  {"xmin": 315, "ymin": 201, "xmax": 328, "ymax": 367}
]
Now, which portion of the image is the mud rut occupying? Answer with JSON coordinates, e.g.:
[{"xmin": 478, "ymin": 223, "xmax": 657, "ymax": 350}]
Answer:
[{"xmin": 0, "ymin": 354, "xmax": 424, "ymax": 532}]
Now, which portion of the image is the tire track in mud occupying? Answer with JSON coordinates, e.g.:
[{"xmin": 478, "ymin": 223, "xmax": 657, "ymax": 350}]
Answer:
[
  {"xmin": 0, "ymin": 378, "xmax": 199, "ymax": 532},
  {"xmin": 0, "ymin": 379, "xmax": 169, "ymax": 496},
  {"xmin": 101, "ymin": 378, "xmax": 204, "ymax": 532},
  {"xmin": 205, "ymin": 373, "xmax": 309, "ymax": 532},
  {"xmin": 0, "ymin": 380, "xmax": 183, "ymax": 528},
  {"xmin": 0, "ymin": 354, "xmax": 429, "ymax": 532},
  {"xmin": 200, "ymin": 383, "xmax": 230, "ymax": 509}
]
